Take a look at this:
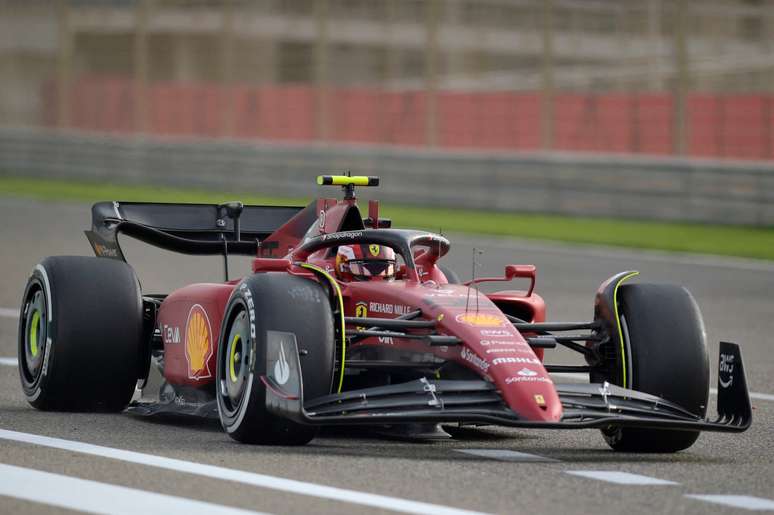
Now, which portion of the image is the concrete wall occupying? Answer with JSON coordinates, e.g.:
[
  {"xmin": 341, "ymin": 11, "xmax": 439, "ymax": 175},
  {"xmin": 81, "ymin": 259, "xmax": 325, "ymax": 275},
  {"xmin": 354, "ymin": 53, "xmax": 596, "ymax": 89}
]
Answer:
[{"xmin": 1, "ymin": 127, "xmax": 772, "ymax": 226}]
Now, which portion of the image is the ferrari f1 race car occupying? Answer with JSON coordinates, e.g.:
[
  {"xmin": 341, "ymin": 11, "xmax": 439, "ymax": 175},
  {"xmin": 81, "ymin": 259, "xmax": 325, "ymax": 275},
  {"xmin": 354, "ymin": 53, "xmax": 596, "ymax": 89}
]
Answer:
[{"xmin": 18, "ymin": 175, "xmax": 751, "ymax": 451}]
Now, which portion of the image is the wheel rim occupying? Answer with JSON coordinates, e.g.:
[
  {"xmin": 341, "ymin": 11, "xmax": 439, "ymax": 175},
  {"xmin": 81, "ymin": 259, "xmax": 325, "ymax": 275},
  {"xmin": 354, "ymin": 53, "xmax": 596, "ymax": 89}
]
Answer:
[
  {"xmin": 220, "ymin": 309, "xmax": 251, "ymax": 415},
  {"xmin": 22, "ymin": 288, "xmax": 47, "ymax": 383},
  {"xmin": 29, "ymin": 311, "xmax": 40, "ymax": 357},
  {"xmin": 229, "ymin": 334, "xmax": 242, "ymax": 383}
]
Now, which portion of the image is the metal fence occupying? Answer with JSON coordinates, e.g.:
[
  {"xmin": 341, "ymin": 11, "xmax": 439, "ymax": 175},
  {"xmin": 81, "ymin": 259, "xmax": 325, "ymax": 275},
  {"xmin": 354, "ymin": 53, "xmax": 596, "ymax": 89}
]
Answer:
[
  {"xmin": 2, "ymin": 1, "xmax": 774, "ymax": 226},
  {"xmin": 2, "ymin": 127, "xmax": 772, "ymax": 225},
  {"xmin": 2, "ymin": 0, "xmax": 774, "ymax": 160}
]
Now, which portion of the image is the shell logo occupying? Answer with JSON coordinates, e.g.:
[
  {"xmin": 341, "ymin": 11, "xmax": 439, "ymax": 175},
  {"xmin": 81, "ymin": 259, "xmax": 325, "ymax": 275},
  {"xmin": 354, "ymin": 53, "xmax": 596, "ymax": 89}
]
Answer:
[
  {"xmin": 185, "ymin": 304, "xmax": 214, "ymax": 380},
  {"xmin": 455, "ymin": 313, "xmax": 505, "ymax": 327}
]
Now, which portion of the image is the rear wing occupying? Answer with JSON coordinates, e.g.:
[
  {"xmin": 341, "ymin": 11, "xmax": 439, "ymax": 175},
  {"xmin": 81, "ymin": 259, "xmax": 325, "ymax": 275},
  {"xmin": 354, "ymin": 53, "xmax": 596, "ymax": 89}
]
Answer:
[{"xmin": 85, "ymin": 200, "xmax": 311, "ymax": 261}]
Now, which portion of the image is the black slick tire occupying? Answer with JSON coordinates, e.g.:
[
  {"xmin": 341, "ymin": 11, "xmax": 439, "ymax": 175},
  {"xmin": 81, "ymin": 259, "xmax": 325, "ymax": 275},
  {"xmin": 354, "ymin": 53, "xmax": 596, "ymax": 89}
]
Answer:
[
  {"xmin": 602, "ymin": 283, "xmax": 709, "ymax": 452},
  {"xmin": 18, "ymin": 256, "xmax": 143, "ymax": 411},
  {"xmin": 216, "ymin": 273, "xmax": 335, "ymax": 445}
]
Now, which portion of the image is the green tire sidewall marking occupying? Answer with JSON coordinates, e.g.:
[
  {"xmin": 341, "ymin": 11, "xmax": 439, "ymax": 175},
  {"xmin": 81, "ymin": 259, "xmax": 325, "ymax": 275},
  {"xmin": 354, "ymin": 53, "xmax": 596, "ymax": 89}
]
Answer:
[
  {"xmin": 613, "ymin": 271, "xmax": 639, "ymax": 389},
  {"xmin": 299, "ymin": 264, "xmax": 346, "ymax": 394},
  {"xmin": 229, "ymin": 333, "xmax": 241, "ymax": 383},
  {"xmin": 29, "ymin": 310, "xmax": 40, "ymax": 358}
]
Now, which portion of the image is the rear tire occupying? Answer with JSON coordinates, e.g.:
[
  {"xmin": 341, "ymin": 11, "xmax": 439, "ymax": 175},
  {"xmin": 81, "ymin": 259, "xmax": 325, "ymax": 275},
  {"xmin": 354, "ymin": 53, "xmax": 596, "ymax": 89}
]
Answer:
[
  {"xmin": 601, "ymin": 283, "xmax": 709, "ymax": 452},
  {"xmin": 216, "ymin": 273, "xmax": 335, "ymax": 445},
  {"xmin": 18, "ymin": 256, "xmax": 143, "ymax": 411}
]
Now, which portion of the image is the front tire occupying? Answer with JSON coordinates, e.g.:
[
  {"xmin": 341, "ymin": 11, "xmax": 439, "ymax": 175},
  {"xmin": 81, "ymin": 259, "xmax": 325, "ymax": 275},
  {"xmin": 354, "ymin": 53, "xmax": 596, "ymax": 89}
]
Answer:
[
  {"xmin": 601, "ymin": 283, "xmax": 709, "ymax": 452},
  {"xmin": 216, "ymin": 273, "xmax": 335, "ymax": 445},
  {"xmin": 18, "ymin": 256, "xmax": 144, "ymax": 411}
]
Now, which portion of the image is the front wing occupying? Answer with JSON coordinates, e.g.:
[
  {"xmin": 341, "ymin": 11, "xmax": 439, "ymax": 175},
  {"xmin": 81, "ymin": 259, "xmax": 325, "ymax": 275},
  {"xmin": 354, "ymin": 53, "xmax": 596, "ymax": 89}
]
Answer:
[{"xmin": 263, "ymin": 337, "xmax": 751, "ymax": 433}]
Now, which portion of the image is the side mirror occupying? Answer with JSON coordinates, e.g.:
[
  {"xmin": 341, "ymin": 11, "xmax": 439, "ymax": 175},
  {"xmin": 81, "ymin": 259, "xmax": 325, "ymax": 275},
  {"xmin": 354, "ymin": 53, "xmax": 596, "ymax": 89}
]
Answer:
[
  {"xmin": 505, "ymin": 265, "xmax": 536, "ymax": 296},
  {"xmin": 252, "ymin": 258, "xmax": 291, "ymax": 273}
]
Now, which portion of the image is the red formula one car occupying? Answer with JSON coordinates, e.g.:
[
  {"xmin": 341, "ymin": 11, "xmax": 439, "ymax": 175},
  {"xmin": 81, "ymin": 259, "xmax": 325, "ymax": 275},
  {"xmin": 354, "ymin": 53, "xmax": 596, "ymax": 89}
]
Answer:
[{"xmin": 18, "ymin": 176, "xmax": 751, "ymax": 451}]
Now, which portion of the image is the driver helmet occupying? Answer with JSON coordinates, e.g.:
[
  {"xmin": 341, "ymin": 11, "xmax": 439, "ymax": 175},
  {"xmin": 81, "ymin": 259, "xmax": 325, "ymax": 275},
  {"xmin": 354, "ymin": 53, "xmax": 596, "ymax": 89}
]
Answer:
[{"xmin": 335, "ymin": 244, "xmax": 396, "ymax": 281}]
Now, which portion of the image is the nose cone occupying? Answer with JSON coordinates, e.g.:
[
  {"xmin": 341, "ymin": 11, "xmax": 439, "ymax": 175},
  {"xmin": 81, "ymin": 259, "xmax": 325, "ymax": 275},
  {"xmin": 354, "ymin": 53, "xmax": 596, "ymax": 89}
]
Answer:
[
  {"xmin": 490, "ymin": 361, "xmax": 563, "ymax": 422},
  {"xmin": 414, "ymin": 283, "xmax": 563, "ymax": 421},
  {"xmin": 452, "ymin": 324, "xmax": 563, "ymax": 421}
]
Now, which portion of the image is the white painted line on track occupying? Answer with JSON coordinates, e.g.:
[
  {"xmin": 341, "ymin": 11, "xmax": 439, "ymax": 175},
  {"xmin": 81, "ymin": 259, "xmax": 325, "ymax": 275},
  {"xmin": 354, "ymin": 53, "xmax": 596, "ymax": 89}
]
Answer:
[
  {"xmin": 565, "ymin": 471, "xmax": 678, "ymax": 485},
  {"xmin": 0, "ymin": 463, "xmax": 268, "ymax": 515},
  {"xmin": 749, "ymin": 392, "xmax": 774, "ymax": 402},
  {"xmin": 455, "ymin": 449, "xmax": 559, "ymax": 463},
  {"xmin": 0, "ymin": 357, "xmax": 17, "ymax": 367},
  {"xmin": 685, "ymin": 494, "xmax": 774, "ymax": 511},
  {"xmin": 710, "ymin": 387, "xmax": 774, "ymax": 402},
  {"xmin": 0, "ymin": 429, "xmax": 488, "ymax": 515},
  {"xmin": 0, "ymin": 308, "xmax": 18, "ymax": 319}
]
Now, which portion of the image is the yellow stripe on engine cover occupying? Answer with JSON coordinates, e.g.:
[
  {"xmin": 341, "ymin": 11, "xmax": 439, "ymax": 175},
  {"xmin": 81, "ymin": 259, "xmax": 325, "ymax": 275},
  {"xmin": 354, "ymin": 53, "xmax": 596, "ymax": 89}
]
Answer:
[{"xmin": 317, "ymin": 175, "xmax": 379, "ymax": 187}]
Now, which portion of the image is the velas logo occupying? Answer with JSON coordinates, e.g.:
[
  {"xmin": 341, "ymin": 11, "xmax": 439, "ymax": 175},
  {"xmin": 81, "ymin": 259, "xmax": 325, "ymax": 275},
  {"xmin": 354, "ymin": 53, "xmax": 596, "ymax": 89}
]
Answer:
[
  {"xmin": 455, "ymin": 313, "xmax": 504, "ymax": 327},
  {"xmin": 185, "ymin": 304, "xmax": 214, "ymax": 380}
]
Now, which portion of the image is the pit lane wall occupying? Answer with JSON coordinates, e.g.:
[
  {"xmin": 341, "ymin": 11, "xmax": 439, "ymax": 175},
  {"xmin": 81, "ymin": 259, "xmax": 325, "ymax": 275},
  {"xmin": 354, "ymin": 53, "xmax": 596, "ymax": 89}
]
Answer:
[{"xmin": 1, "ymin": 127, "xmax": 773, "ymax": 226}]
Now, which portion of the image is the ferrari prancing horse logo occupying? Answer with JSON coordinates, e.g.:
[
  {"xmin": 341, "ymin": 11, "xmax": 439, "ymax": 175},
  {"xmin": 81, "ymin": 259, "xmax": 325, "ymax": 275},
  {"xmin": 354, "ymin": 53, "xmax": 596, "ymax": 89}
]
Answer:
[
  {"xmin": 368, "ymin": 244, "xmax": 380, "ymax": 257},
  {"xmin": 354, "ymin": 302, "xmax": 368, "ymax": 330},
  {"xmin": 185, "ymin": 304, "xmax": 214, "ymax": 380}
]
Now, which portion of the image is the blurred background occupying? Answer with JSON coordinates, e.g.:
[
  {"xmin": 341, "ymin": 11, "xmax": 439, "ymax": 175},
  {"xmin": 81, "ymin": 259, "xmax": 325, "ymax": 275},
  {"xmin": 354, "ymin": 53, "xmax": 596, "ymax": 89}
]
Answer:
[{"xmin": 0, "ymin": 0, "xmax": 773, "ymax": 226}]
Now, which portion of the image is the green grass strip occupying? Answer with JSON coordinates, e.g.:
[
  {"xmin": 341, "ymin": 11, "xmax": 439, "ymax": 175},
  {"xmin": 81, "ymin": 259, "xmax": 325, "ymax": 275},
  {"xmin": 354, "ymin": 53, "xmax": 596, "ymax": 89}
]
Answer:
[{"xmin": 1, "ymin": 176, "xmax": 772, "ymax": 261}]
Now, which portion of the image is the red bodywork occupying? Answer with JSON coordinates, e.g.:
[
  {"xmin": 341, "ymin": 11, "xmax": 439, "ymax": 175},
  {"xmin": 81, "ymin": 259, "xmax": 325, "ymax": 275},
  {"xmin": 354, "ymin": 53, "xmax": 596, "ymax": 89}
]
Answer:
[{"xmin": 157, "ymin": 195, "xmax": 562, "ymax": 422}]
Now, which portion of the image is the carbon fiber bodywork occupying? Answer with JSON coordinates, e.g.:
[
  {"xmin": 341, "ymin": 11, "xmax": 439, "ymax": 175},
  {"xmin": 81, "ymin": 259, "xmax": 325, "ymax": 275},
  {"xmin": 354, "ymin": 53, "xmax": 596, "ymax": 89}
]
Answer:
[{"xmin": 263, "ymin": 339, "xmax": 751, "ymax": 433}]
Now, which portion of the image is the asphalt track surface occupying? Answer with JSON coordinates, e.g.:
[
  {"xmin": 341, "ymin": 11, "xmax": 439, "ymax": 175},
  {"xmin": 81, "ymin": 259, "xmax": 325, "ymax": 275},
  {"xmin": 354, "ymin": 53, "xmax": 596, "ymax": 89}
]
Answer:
[{"xmin": 1, "ymin": 197, "xmax": 773, "ymax": 514}]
